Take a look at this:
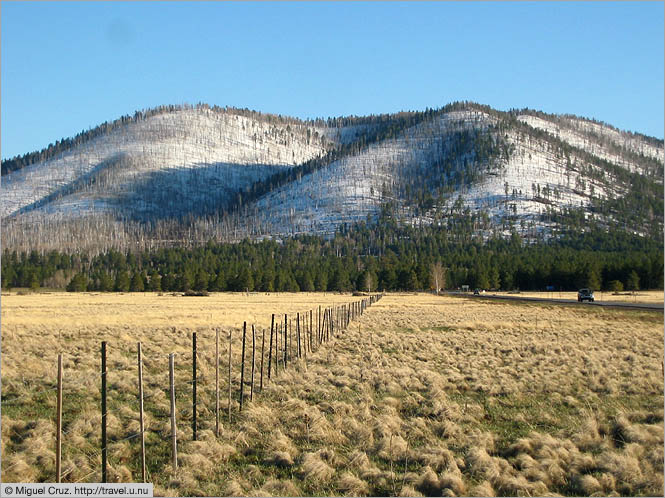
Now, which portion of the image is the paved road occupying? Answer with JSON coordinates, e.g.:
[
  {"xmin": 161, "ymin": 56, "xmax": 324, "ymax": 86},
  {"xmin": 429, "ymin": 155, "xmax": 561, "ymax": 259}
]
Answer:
[{"xmin": 451, "ymin": 292, "xmax": 664, "ymax": 312}]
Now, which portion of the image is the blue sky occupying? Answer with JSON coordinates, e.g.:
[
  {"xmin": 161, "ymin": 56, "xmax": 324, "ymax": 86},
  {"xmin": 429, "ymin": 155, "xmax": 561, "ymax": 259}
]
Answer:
[{"xmin": 2, "ymin": 1, "xmax": 663, "ymax": 159}]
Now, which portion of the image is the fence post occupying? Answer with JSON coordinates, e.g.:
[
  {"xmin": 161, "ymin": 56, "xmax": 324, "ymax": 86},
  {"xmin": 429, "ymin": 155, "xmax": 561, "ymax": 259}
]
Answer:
[
  {"xmin": 227, "ymin": 330, "xmax": 232, "ymax": 422},
  {"xmin": 240, "ymin": 323, "xmax": 247, "ymax": 411},
  {"xmin": 275, "ymin": 323, "xmax": 282, "ymax": 375},
  {"xmin": 297, "ymin": 312, "xmax": 301, "ymax": 358},
  {"xmin": 327, "ymin": 308, "xmax": 331, "ymax": 341},
  {"xmin": 215, "ymin": 329, "xmax": 220, "ymax": 437},
  {"xmin": 260, "ymin": 327, "xmax": 266, "ymax": 390},
  {"xmin": 137, "ymin": 343, "xmax": 146, "ymax": 482},
  {"xmin": 268, "ymin": 314, "xmax": 274, "ymax": 380},
  {"xmin": 101, "ymin": 341, "xmax": 107, "ymax": 483},
  {"xmin": 192, "ymin": 332, "xmax": 197, "ymax": 441},
  {"xmin": 250, "ymin": 325, "xmax": 256, "ymax": 402},
  {"xmin": 284, "ymin": 314, "xmax": 288, "ymax": 366},
  {"xmin": 169, "ymin": 353, "xmax": 177, "ymax": 472},
  {"xmin": 56, "ymin": 353, "xmax": 62, "ymax": 483},
  {"xmin": 283, "ymin": 317, "xmax": 288, "ymax": 367}
]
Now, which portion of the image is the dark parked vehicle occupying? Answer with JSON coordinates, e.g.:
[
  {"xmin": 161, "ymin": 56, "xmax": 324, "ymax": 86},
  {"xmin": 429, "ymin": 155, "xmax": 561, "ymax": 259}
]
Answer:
[{"xmin": 578, "ymin": 288, "xmax": 595, "ymax": 302}]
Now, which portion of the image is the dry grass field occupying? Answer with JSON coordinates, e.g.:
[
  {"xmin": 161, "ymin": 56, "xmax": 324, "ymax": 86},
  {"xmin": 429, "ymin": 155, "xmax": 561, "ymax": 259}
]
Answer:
[
  {"xmin": 1, "ymin": 292, "xmax": 663, "ymax": 496},
  {"xmin": 489, "ymin": 290, "xmax": 664, "ymax": 305}
]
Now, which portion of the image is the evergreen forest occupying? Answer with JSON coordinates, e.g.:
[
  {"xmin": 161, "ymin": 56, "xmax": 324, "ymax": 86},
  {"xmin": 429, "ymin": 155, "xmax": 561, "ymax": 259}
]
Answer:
[{"xmin": 3, "ymin": 210, "xmax": 662, "ymax": 294}]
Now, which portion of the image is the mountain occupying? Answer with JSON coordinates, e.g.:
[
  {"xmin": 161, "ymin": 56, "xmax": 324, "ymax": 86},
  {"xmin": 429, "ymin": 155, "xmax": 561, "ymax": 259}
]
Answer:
[{"xmin": 2, "ymin": 102, "xmax": 663, "ymax": 253}]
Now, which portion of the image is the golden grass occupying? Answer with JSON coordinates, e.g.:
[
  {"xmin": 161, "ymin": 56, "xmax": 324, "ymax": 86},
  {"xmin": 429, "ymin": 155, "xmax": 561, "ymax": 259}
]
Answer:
[
  {"xmin": 2, "ymin": 292, "xmax": 663, "ymax": 496},
  {"xmin": 489, "ymin": 289, "xmax": 664, "ymax": 304}
]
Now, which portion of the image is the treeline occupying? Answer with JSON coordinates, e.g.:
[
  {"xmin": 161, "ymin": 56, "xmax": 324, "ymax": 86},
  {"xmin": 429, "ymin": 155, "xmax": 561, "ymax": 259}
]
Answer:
[{"xmin": 2, "ymin": 218, "xmax": 662, "ymax": 294}]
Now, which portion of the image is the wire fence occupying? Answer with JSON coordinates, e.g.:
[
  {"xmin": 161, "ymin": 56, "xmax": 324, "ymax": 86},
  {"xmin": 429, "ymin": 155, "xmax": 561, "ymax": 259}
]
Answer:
[{"xmin": 1, "ymin": 294, "xmax": 383, "ymax": 483}]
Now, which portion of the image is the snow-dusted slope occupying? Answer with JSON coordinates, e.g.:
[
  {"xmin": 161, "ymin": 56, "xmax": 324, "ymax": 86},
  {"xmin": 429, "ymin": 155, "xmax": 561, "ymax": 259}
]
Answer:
[
  {"xmin": 239, "ymin": 108, "xmax": 662, "ymax": 240},
  {"xmin": 2, "ymin": 107, "xmax": 328, "ymax": 219},
  {"xmin": 247, "ymin": 110, "xmax": 497, "ymax": 235},
  {"xmin": 460, "ymin": 128, "xmax": 624, "ymax": 235},
  {"xmin": 2, "ymin": 102, "xmax": 662, "ymax": 251},
  {"xmin": 517, "ymin": 114, "xmax": 664, "ymax": 176}
]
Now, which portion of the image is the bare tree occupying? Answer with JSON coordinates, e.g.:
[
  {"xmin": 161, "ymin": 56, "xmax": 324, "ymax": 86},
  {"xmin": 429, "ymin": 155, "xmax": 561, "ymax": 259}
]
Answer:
[
  {"xmin": 364, "ymin": 271, "xmax": 373, "ymax": 293},
  {"xmin": 431, "ymin": 262, "xmax": 447, "ymax": 295}
]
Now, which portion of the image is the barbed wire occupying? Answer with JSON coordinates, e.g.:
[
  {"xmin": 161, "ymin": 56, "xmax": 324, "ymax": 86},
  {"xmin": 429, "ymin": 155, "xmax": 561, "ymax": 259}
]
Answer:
[
  {"xmin": 2, "ymin": 296, "xmax": 380, "ymax": 479},
  {"xmin": 73, "ymin": 468, "xmax": 99, "ymax": 483}
]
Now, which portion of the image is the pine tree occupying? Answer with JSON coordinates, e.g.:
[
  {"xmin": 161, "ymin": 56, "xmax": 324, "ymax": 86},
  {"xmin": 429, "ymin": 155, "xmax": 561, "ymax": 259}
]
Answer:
[
  {"xmin": 626, "ymin": 270, "xmax": 640, "ymax": 291},
  {"xmin": 2, "ymin": 266, "xmax": 16, "ymax": 289},
  {"xmin": 235, "ymin": 266, "xmax": 254, "ymax": 292},
  {"xmin": 98, "ymin": 272, "xmax": 113, "ymax": 291},
  {"xmin": 585, "ymin": 265, "xmax": 602, "ymax": 291},
  {"xmin": 161, "ymin": 273, "xmax": 175, "ymax": 292},
  {"xmin": 148, "ymin": 271, "xmax": 162, "ymax": 291},
  {"xmin": 29, "ymin": 272, "xmax": 40, "ymax": 291},
  {"xmin": 298, "ymin": 271, "xmax": 315, "ymax": 292},
  {"xmin": 210, "ymin": 270, "xmax": 226, "ymax": 292},
  {"xmin": 114, "ymin": 271, "xmax": 130, "ymax": 292},
  {"xmin": 314, "ymin": 270, "xmax": 328, "ymax": 292},
  {"xmin": 67, "ymin": 273, "xmax": 88, "ymax": 292},
  {"xmin": 130, "ymin": 272, "xmax": 145, "ymax": 292},
  {"xmin": 194, "ymin": 269, "xmax": 209, "ymax": 291}
]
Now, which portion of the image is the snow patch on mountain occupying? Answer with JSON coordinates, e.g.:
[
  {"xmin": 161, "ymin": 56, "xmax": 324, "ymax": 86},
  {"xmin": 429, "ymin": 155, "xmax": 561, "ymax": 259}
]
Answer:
[
  {"xmin": 518, "ymin": 114, "xmax": 664, "ymax": 176},
  {"xmin": 460, "ymin": 130, "xmax": 618, "ymax": 222},
  {"xmin": 2, "ymin": 108, "xmax": 327, "ymax": 219},
  {"xmin": 248, "ymin": 110, "xmax": 497, "ymax": 235}
]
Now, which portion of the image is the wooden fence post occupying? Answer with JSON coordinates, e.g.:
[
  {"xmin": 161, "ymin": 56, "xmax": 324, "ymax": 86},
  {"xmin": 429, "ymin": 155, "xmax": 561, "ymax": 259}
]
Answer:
[
  {"xmin": 169, "ymin": 353, "xmax": 177, "ymax": 472},
  {"xmin": 101, "ymin": 341, "xmax": 107, "ymax": 483},
  {"xmin": 215, "ymin": 329, "xmax": 220, "ymax": 437},
  {"xmin": 56, "ymin": 353, "xmax": 62, "ymax": 483},
  {"xmin": 274, "ymin": 322, "xmax": 278, "ymax": 376},
  {"xmin": 283, "ymin": 317, "xmax": 288, "ymax": 367},
  {"xmin": 284, "ymin": 314, "xmax": 288, "ymax": 366},
  {"xmin": 240, "ymin": 323, "xmax": 246, "ymax": 411},
  {"xmin": 297, "ymin": 313, "xmax": 301, "ymax": 359},
  {"xmin": 268, "ymin": 314, "xmax": 274, "ymax": 380},
  {"xmin": 137, "ymin": 343, "xmax": 146, "ymax": 482},
  {"xmin": 227, "ymin": 330, "xmax": 232, "ymax": 422},
  {"xmin": 326, "ymin": 309, "xmax": 330, "ymax": 341},
  {"xmin": 289, "ymin": 318, "xmax": 293, "ymax": 361},
  {"xmin": 192, "ymin": 332, "xmax": 197, "ymax": 441},
  {"xmin": 250, "ymin": 325, "xmax": 256, "ymax": 402},
  {"xmin": 260, "ymin": 328, "xmax": 266, "ymax": 390}
]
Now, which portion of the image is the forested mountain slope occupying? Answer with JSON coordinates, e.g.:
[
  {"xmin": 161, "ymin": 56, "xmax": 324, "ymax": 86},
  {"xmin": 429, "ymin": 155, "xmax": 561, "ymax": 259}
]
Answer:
[
  {"xmin": 2, "ymin": 102, "xmax": 662, "ymax": 253},
  {"xmin": 1, "ymin": 105, "xmax": 329, "ymax": 221}
]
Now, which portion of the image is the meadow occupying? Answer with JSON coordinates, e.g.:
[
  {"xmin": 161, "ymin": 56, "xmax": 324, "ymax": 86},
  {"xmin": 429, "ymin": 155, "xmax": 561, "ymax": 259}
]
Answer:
[
  {"xmin": 1, "ymin": 292, "xmax": 663, "ymax": 496},
  {"xmin": 488, "ymin": 290, "xmax": 664, "ymax": 305}
]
